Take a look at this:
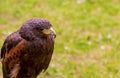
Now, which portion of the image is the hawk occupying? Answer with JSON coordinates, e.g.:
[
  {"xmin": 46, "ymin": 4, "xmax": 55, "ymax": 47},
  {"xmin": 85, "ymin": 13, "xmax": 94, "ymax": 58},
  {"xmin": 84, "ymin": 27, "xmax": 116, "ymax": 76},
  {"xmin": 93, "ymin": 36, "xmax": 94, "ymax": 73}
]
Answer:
[{"xmin": 0, "ymin": 18, "xmax": 56, "ymax": 78}]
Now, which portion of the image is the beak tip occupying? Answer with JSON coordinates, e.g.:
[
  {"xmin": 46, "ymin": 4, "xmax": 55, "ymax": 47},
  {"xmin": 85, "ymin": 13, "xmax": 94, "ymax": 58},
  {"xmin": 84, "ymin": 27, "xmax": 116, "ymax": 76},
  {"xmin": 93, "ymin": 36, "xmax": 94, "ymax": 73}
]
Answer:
[{"xmin": 51, "ymin": 31, "xmax": 56, "ymax": 38}]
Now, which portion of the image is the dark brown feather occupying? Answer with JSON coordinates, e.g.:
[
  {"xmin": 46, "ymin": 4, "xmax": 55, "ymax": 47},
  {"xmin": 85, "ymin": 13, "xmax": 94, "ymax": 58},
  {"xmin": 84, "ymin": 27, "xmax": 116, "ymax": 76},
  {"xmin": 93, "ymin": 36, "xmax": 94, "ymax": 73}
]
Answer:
[{"xmin": 1, "ymin": 18, "xmax": 55, "ymax": 78}]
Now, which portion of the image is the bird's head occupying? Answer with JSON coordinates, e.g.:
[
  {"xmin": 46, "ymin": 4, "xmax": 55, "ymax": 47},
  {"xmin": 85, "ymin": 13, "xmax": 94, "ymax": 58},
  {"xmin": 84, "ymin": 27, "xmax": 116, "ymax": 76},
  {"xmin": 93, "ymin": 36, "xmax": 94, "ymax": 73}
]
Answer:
[{"xmin": 19, "ymin": 18, "xmax": 56, "ymax": 41}]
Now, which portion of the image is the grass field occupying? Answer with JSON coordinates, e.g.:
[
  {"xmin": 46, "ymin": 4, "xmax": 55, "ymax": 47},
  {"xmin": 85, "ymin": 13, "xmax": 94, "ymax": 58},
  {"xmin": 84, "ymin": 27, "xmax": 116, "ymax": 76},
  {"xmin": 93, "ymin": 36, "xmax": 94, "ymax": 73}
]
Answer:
[{"xmin": 0, "ymin": 0, "xmax": 120, "ymax": 78}]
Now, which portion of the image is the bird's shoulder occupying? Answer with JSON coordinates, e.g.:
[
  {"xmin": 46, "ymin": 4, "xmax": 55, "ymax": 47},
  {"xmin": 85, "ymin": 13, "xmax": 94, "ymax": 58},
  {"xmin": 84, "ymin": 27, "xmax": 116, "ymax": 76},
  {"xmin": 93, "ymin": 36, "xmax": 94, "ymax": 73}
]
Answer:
[{"xmin": 0, "ymin": 31, "xmax": 24, "ymax": 59}]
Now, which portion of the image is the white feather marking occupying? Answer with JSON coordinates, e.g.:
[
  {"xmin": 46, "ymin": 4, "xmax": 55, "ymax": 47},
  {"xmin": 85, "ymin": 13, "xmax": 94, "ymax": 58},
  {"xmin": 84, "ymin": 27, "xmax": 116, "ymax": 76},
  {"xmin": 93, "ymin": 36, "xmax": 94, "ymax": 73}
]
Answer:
[{"xmin": 10, "ymin": 64, "xmax": 20, "ymax": 78}]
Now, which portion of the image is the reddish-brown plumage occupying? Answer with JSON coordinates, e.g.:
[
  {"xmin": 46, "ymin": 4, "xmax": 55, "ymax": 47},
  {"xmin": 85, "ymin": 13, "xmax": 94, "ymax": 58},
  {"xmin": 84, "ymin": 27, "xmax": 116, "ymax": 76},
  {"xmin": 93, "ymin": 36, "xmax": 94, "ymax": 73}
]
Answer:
[{"xmin": 1, "ymin": 18, "xmax": 56, "ymax": 78}]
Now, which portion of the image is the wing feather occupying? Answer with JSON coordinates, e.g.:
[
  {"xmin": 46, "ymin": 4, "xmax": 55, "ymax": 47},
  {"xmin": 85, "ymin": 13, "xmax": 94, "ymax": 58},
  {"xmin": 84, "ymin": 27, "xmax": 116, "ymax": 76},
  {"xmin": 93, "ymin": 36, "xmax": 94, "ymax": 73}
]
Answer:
[
  {"xmin": 0, "ymin": 31, "xmax": 26, "ymax": 78},
  {"xmin": 1, "ymin": 31, "xmax": 22, "ymax": 59}
]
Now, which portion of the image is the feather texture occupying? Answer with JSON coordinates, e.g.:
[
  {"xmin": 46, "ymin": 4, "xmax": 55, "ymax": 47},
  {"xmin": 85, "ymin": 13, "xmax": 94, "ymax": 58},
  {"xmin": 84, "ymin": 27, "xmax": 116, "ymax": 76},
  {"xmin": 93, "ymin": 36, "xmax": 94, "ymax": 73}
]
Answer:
[{"xmin": 0, "ymin": 18, "xmax": 56, "ymax": 78}]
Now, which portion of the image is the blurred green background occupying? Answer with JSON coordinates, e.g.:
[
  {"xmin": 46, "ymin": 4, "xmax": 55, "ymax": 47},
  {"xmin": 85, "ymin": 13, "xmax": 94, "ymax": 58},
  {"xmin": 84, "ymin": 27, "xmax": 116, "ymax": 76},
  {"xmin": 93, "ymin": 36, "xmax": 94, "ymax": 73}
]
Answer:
[{"xmin": 0, "ymin": 0, "xmax": 120, "ymax": 78}]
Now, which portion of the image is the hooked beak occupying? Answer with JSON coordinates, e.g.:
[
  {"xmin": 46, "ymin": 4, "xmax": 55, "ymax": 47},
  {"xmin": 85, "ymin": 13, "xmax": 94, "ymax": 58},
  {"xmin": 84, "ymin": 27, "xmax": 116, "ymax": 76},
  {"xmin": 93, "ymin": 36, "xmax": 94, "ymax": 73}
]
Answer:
[{"xmin": 42, "ymin": 27, "xmax": 56, "ymax": 38}]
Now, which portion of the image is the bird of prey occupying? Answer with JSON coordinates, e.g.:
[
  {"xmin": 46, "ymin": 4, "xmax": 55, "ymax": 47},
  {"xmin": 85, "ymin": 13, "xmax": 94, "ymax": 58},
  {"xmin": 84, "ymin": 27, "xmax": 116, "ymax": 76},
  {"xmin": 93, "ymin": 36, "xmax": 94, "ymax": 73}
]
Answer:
[{"xmin": 0, "ymin": 18, "xmax": 56, "ymax": 78}]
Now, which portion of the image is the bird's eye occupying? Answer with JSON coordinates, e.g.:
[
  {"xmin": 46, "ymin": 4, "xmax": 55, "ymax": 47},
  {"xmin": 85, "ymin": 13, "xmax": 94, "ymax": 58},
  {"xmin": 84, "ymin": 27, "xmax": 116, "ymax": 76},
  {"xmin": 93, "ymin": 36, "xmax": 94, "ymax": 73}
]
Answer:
[
  {"xmin": 35, "ymin": 28, "xmax": 43, "ymax": 31},
  {"xmin": 40, "ymin": 29, "xmax": 44, "ymax": 31}
]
